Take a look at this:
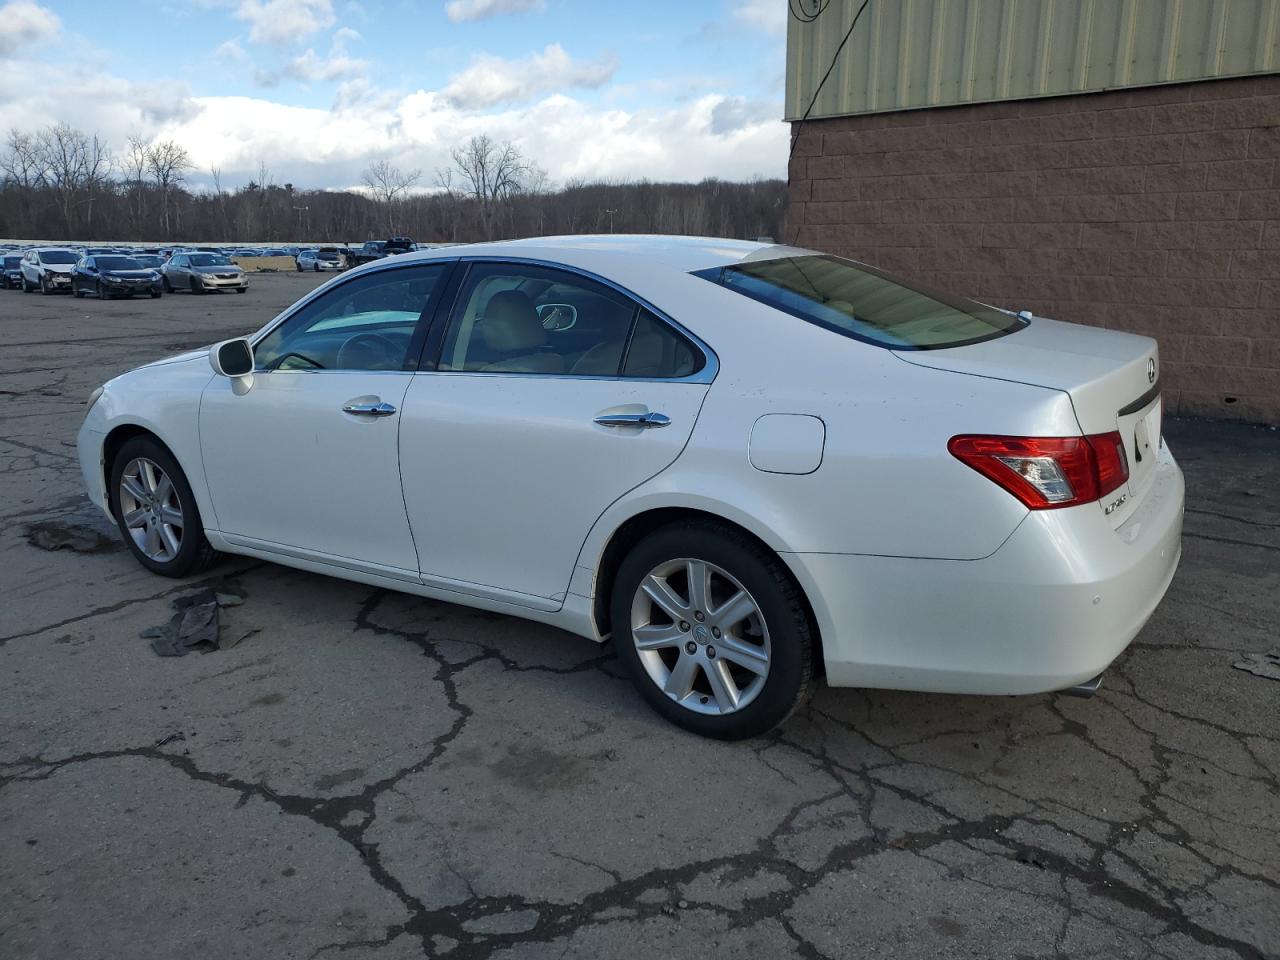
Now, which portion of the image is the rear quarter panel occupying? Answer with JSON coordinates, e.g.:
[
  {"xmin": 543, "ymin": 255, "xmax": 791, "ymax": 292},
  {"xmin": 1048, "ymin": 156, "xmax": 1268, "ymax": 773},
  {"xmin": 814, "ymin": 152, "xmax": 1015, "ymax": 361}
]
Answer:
[{"xmin": 574, "ymin": 271, "xmax": 1081, "ymax": 568}]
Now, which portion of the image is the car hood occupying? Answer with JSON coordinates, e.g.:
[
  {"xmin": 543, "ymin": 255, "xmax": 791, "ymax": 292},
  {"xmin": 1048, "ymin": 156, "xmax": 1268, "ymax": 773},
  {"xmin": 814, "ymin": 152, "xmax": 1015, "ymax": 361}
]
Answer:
[
  {"xmin": 42, "ymin": 264, "xmax": 74, "ymax": 273},
  {"xmin": 140, "ymin": 349, "xmax": 208, "ymax": 369}
]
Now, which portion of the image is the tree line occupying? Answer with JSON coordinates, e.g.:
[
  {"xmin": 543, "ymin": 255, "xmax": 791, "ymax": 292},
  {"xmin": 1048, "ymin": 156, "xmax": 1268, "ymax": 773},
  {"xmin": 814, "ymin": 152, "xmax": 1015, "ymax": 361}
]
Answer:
[{"xmin": 0, "ymin": 124, "xmax": 785, "ymax": 244}]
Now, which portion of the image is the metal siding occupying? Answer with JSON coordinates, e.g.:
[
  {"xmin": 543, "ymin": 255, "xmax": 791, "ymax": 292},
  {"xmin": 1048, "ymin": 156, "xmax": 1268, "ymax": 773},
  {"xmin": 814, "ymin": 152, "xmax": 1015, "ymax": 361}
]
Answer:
[{"xmin": 785, "ymin": 0, "xmax": 1280, "ymax": 119}]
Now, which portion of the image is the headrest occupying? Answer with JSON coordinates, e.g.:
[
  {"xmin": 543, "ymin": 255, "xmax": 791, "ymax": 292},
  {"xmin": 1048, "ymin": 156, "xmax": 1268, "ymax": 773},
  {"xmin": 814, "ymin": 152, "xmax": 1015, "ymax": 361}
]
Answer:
[{"xmin": 480, "ymin": 290, "xmax": 545, "ymax": 352}]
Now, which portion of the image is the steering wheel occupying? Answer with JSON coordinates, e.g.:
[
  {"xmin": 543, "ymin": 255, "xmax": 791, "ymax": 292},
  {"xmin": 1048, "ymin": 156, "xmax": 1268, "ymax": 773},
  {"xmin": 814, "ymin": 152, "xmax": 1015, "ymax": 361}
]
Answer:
[
  {"xmin": 267, "ymin": 351, "xmax": 324, "ymax": 370},
  {"xmin": 336, "ymin": 332, "xmax": 402, "ymax": 369}
]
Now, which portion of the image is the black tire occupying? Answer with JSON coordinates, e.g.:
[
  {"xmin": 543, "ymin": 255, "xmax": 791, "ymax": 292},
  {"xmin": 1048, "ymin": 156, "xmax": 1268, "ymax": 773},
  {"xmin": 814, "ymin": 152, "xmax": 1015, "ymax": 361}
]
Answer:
[
  {"xmin": 73, "ymin": 285, "xmax": 85, "ymax": 299},
  {"xmin": 611, "ymin": 520, "xmax": 813, "ymax": 740},
  {"xmin": 22, "ymin": 276, "xmax": 32, "ymax": 292},
  {"xmin": 40, "ymin": 276, "xmax": 51, "ymax": 295},
  {"xmin": 235, "ymin": 287, "xmax": 247, "ymax": 294},
  {"xmin": 313, "ymin": 263, "xmax": 320, "ymax": 272},
  {"xmin": 108, "ymin": 435, "xmax": 218, "ymax": 578},
  {"xmin": 162, "ymin": 275, "xmax": 173, "ymax": 293},
  {"xmin": 189, "ymin": 277, "xmax": 202, "ymax": 295},
  {"xmin": 150, "ymin": 290, "xmax": 162, "ymax": 299},
  {"xmin": 96, "ymin": 281, "xmax": 108, "ymax": 300}
]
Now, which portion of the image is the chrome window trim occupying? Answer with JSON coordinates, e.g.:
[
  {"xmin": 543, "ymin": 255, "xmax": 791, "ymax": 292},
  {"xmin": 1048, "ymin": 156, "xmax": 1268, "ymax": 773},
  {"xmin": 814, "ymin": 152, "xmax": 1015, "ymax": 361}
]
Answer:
[{"xmin": 431, "ymin": 255, "xmax": 719, "ymax": 385}]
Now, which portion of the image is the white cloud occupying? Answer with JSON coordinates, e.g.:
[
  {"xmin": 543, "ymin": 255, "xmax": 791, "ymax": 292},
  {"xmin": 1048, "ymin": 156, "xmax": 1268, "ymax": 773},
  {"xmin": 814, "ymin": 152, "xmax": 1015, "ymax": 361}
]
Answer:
[
  {"xmin": 213, "ymin": 39, "xmax": 248, "ymax": 63},
  {"xmin": 0, "ymin": 1, "xmax": 59, "ymax": 57},
  {"xmin": 444, "ymin": 44, "xmax": 617, "ymax": 109},
  {"xmin": 0, "ymin": 37, "xmax": 785, "ymax": 192},
  {"xmin": 734, "ymin": 0, "xmax": 787, "ymax": 36},
  {"xmin": 255, "ymin": 27, "xmax": 366, "ymax": 86},
  {"xmin": 234, "ymin": 0, "xmax": 335, "ymax": 46},
  {"xmin": 444, "ymin": 0, "xmax": 544, "ymax": 23}
]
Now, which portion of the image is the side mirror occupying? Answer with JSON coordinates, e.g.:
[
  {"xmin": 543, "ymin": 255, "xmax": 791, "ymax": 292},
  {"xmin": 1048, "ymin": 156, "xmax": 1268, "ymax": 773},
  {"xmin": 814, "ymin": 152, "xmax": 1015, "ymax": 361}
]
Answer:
[{"xmin": 210, "ymin": 338, "xmax": 254, "ymax": 378}]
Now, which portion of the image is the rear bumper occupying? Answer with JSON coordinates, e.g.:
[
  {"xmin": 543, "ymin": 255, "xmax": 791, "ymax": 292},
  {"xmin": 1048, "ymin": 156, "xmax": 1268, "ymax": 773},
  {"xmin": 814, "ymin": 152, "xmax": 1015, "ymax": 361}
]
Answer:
[{"xmin": 786, "ymin": 444, "xmax": 1184, "ymax": 695}]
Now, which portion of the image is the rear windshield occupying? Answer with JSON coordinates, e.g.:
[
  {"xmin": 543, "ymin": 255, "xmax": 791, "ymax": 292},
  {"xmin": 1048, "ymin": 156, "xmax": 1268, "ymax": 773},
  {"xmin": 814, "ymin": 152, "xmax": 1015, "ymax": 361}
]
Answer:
[{"xmin": 693, "ymin": 254, "xmax": 1026, "ymax": 350}]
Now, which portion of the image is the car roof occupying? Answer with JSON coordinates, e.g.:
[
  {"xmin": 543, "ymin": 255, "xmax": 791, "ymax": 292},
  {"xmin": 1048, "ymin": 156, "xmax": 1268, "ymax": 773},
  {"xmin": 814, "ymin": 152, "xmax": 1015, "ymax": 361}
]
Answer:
[{"xmin": 390, "ymin": 234, "xmax": 799, "ymax": 276}]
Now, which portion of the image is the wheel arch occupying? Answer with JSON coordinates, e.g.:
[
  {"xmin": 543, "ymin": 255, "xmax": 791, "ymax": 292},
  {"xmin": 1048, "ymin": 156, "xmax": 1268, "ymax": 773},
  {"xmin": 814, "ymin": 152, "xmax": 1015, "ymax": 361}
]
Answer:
[
  {"xmin": 101, "ymin": 423, "xmax": 181, "ymax": 517},
  {"xmin": 588, "ymin": 505, "xmax": 825, "ymax": 676}
]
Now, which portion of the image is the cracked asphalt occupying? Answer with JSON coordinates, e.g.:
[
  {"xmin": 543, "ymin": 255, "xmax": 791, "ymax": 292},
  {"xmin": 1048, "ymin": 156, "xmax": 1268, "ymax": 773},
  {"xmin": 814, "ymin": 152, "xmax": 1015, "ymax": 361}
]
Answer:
[{"xmin": 2, "ymin": 273, "xmax": 1278, "ymax": 959}]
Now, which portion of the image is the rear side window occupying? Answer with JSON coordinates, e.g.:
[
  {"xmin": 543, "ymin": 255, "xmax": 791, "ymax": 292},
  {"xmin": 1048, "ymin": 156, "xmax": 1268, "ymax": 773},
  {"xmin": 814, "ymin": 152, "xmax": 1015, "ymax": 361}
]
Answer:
[
  {"xmin": 693, "ymin": 254, "xmax": 1026, "ymax": 350},
  {"xmin": 623, "ymin": 310, "xmax": 700, "ymax": 378}
]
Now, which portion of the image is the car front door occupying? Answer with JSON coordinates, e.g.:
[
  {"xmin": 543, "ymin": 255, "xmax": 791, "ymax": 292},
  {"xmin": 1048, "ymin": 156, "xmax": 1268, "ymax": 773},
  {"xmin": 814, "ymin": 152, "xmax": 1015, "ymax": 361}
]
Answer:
[
  {"xmin": 199, "ymin": 261, "xmax": 454, "ymax": 578},
  {"xmin": 398, "ymin": 260, "xmax": 713, "ymax": 606}
]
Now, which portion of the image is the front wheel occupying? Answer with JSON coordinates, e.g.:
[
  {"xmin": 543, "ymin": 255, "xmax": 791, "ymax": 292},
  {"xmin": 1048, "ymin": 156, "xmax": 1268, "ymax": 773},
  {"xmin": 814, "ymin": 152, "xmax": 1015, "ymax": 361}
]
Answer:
[
  {"xmin": 96, "ymin": 281, "xmax": 108, "ymax": 300},
  {"xmin": 189, "ymin": 278, "xmax": 203, "ymax": 295},
  {"xmin": 40, "ymin": 277, "xmax": 51, "ymax": 295},
  {"xmin": 162, "ymin": 276, "xmax": 173, "ymax": 293},
  {"xmin": 611, "ymin": 521, "xmax": 813, "ymax": 740},
  {"xmin": 150, "ymin": 290, "xmax": 162, "ymax": 299},
  {"xmin": 108, "ymin": 436, "xmax": 218, "ymax": 578},
  {"xmin": 235, "ymin": 287, "xmax": 247, "ymax": 294}
]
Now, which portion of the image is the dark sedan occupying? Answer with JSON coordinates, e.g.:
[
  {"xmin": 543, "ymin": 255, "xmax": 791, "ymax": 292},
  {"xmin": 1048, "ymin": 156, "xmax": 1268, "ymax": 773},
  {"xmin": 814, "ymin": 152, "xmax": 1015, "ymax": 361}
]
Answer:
[
  {"xmin": 2, "ymin": 254, "xmax": 22, "ymax": 289},
  {"xmin": 72, "ymin": 255, "xmax": 164, "ymax": 300}
]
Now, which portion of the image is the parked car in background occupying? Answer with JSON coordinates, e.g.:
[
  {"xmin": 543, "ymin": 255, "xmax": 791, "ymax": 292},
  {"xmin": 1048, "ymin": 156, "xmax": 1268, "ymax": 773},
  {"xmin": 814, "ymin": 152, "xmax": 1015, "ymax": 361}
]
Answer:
[
  {"xmin": 343, "ymin": 237, "xmax": 416, "ymax": 270},
  {"xmin": 20, "ymin": 248, "xmax": 78, "ymax": 294},
  {"xmin": 76, "ymin": 236, "xmax": 1183, "ymax": 739},
  {"xmin": 296, "ymin": 248, "xmax": 343, "ymax": 272},
  {"xmin": 3, "ymin": 254, "xmax": 22, "ymax": 289},
  {"xmin": 72, "ymin": 255, "xmax": 163, "ymax": 300},
  {"xmin": 161, "ymin": 252, "xmax": 249, "ymax": 294},
  {"xmin": 132, "ymin": 254, "xmax": 166, "ymax": 271}
]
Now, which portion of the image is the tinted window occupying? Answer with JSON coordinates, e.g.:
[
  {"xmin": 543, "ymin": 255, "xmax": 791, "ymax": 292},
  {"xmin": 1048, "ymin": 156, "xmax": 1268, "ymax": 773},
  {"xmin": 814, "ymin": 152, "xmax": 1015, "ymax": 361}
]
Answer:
[
  {"xmin": 38, "ymin": 250, "xmax": 77, "ymax": 264},
  {"xmin": 623, "ymin": 310, "xmax": 701, "ymax": 378},
  {"xmin": 693, "ymin": 254, "xmax": 1026, "ymax": 350},
  {"xmin": 255, "ymin": 264, "xmax": 447, "ymax": 372},
  {"xmin": 190, "ymin": 254, "xmax": 231, "ymax": 267},
  {"xmin": 133, "ymin": 255, "xmax": 163, "ymax": 268},
  {"xmin": 441, "ymin": 263, "xmax": 639, "ymax": 375},
  {"xmin": 4, "ymin": 256, "xmax": 20, "ymax": 267},
  {"xmin": 97, "ymin": 256, "xmax": 143, "ymax": 270}
]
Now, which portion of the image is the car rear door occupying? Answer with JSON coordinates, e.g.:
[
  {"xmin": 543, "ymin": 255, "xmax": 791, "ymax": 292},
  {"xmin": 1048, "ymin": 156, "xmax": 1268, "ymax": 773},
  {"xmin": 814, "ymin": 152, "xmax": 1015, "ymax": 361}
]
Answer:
[{"xmin": 398, "ymin": 260, "xmax": 713, "ymax": 607}]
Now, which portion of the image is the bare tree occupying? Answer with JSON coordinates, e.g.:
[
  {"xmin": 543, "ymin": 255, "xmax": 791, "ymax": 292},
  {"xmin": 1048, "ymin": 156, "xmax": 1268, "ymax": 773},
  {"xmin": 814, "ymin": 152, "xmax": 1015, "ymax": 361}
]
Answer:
[
  {"xmin": 123, "ymin": 135, "xmax": 150, "ymax": 232},
  {"xmin": 146, "ymin": 140, "xmax": 192, "ymax": 237},
  {"xmin": 448, "ymin": 135, "xmax": 531, "ymax": 240},
  {"xmin": 35, "ymin": 123, "xmax": 92, "ymax": 234},
  {"xmin": 81, "ymin": 133, "xmax": 112, "ymax": 236},
  {"xmin": 361, "ymin": 159, "xmax": 422, "ymax": 234}
]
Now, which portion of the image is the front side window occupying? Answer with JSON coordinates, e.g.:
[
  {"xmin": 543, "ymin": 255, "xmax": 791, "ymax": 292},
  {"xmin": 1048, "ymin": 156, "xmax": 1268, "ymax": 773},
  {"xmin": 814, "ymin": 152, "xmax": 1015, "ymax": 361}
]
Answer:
[
  {"xmin": 440, "ymin": 262, "xmax": 703, "ymax": 378},
  {"xmin": 693, "ymin": 254, "xmax": 1026, "ymax": 350},
  {"xmin": 254, "ymin": 264, "xmax": 448, "ymax": 372}
]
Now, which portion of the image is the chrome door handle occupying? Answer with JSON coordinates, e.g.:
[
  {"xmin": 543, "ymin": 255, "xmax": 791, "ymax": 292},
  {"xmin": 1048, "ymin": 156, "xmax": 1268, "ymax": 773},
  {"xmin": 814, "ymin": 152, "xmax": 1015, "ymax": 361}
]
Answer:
[
  {"xmin": 594, "ymin": 412, "xmax": 671, "ymax": 429},
  {"xmin": 342, "ymin": 400, "xmax": 397, "ymax": 417}
]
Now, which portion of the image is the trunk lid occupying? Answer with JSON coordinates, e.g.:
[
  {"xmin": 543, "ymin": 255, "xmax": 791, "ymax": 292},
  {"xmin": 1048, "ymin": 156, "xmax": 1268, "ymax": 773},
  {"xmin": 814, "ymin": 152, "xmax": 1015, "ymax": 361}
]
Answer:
[{"xmin": 896, "ymin": 316, "xmax": 1162, "ymax": 526}]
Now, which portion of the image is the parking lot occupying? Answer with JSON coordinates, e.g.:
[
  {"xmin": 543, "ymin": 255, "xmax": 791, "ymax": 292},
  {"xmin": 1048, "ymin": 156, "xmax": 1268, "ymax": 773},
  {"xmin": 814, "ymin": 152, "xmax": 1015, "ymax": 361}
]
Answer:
[{"xmin": 1, "ymin": 273, "xmax": 1277, "ymax": 959}]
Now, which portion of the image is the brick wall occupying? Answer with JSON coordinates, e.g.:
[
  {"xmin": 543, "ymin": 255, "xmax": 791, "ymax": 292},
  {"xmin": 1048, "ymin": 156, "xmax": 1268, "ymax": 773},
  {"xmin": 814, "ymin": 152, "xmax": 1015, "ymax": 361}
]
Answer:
[{"xmin": 786, "ymin": 75, "xmax": 1280, "ymax": 424}]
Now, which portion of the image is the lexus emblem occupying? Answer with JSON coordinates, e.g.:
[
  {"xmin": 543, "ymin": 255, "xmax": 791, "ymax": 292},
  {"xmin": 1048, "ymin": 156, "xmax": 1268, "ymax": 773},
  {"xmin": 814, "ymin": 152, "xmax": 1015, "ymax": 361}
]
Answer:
[{"xmin": 1147, "ymin": 357, "xmax": 1156, "ymax": 384}]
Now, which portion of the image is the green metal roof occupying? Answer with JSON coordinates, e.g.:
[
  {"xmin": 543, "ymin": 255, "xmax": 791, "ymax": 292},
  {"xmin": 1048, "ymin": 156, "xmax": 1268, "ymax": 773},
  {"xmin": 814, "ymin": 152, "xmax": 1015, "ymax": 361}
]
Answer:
[{"xmin": 785, "ymin": 0, "xmax": 1280, "ymax": 121}]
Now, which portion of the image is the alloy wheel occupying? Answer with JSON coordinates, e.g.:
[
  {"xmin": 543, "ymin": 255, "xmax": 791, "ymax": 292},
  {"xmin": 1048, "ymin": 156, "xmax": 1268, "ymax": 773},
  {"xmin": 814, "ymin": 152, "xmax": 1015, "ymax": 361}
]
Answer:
[
  {"xmin": 629, "ymin": 557, "xmax": 771, "ymax": 716},
  {"xmin": 119, "ymin": 457, "xmax": 184, "ymax": 563}
]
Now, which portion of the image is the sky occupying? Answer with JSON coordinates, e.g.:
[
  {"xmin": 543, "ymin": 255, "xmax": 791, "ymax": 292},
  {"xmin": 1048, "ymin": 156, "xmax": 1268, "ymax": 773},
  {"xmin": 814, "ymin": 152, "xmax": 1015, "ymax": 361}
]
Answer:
[{"xmin": 0, "ymin": 0, "xmax": 789, "ymax": 193}]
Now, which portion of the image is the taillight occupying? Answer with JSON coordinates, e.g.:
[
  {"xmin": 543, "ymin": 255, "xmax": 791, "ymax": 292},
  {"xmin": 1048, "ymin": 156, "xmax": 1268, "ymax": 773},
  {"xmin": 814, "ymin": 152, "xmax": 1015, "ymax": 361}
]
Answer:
[{"xmin": 948, "ymin": 432, "xmax": 1129, "ymax": 510}]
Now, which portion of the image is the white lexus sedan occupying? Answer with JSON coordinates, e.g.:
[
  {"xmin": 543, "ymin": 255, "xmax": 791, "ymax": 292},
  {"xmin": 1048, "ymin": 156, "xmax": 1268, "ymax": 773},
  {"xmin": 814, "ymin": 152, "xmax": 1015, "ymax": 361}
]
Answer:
[{"xmin": 77, "ymin": 236, "xmax": 1184, "ymax": 739}]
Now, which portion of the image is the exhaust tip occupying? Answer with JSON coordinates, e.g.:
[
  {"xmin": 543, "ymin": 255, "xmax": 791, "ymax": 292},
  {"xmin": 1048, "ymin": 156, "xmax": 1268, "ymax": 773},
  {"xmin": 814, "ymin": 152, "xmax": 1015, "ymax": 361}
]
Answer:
[{"xmin": 1060, "ymin": 674, "xmax": 1103, "ymax": 698}]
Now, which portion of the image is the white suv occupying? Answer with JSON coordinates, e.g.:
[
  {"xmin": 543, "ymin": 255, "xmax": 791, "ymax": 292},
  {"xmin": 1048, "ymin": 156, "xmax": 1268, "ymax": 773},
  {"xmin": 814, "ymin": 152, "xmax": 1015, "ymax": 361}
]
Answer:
[{"xmin": 21, "ymin": 248, "xmax": 78, "ymax": 294}]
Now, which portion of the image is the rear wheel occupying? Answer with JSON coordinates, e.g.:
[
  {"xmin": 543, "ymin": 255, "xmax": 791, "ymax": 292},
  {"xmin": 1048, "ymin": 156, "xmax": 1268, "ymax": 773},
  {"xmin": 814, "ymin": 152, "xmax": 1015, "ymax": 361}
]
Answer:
[
  {"xmin": 108, "ymin": 436, "xmax": 218, "ymax": 578},
  {"xmin": 611, "ymin": 521, "xmax": 813, "ymax": 740}
]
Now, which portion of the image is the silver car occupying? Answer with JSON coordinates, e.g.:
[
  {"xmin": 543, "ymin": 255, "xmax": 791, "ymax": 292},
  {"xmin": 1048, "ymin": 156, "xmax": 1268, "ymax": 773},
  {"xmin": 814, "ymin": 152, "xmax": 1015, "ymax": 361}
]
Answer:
[{"xmin": 161, "ymin": 252, "xmax": 249, "ymax": 294}]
